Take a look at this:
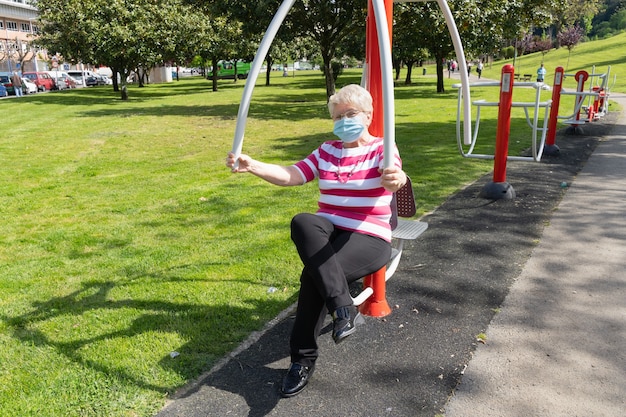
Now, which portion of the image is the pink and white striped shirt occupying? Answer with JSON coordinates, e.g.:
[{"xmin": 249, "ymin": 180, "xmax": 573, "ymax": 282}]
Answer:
[{"xmin": 293, "ymin": 137, "xmax": 402, "ymax": 242}]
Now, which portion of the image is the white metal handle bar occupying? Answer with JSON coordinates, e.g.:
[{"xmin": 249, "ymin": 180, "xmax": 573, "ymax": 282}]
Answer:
[
  {"xmin": 231, "ymin": 0, "xmax": 297, "ymax": 169},
  {"xmin": 436, "ymin": 0, "xmax": 471, "ymax": 146},
  {"xmin": 371, "ymin": 0, "xmax": 396, "ymax": 169}
]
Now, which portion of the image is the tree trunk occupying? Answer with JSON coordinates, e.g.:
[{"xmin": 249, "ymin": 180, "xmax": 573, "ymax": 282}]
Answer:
[
  {"xmin": 322, "ymin": 53, "xmax": 335, "ymax": 99},
  {"xmin": 137, "ymin": 67, "xmax": 145, "ymax": 88},
  {"xmin": 120, "ymin": 69, "xmax": 129, "ymax": 100},
  {"xmin": 436, "ymin": 54, "xmax": 445, "ymax": 93},
  {"xmin": 211, "ymin": 57, "xmax": 219, "ymax": 92},
  {"xmin": 394, "ymin": 58, "xmax": 402, "ymax": 80},
  {"xmin": 265, "ymin": 54, "xmax": 273, "ymax": 86},
  {"xmin": 112, "ymin": 66, "xmax": 119, "ymax": 92},
  {"xmin": 404, "ymin": 60, "xmax": 416, "ymax": 85}
]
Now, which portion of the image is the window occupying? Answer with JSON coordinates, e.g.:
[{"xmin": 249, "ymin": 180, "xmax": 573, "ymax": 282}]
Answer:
[
  {"xmin": 0, "ymin": 21, "xmax": 4, "ymax": 30},
  {"xmin": 21, "ymin": 23, "xmax": 30, "ymax": 32},
  {"xmin": 6, "ymin": 21, "xmax": 18, "ymax": 31}
]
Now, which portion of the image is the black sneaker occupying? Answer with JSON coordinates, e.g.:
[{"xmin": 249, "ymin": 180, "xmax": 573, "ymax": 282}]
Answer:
[{"xmin": 331, "ymin": 305, "xmax": 365, "ymax": 344}]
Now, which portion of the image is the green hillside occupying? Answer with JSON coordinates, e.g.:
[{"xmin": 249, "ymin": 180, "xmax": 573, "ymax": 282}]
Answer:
[{"xmin": 479, "ymin": 32, "xmax": 626, "ymax": 93}]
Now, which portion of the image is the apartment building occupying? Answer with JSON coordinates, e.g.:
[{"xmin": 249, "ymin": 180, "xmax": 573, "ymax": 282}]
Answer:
[{"xmin": 0, "ymin": 0, "xmax": 41, "ymax": 72}]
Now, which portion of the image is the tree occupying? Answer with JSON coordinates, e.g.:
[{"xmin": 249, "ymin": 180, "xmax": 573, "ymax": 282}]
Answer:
[
  {"xmin": 515, "ymin": 32, "xmax": 534, "ymax": 73},
  {"xmin": 392, "ymin": 1, "xmax": 453, "ymax": 93},
  {"xmin": 393, "ymin": 3, "xmax": 430, "ymax": 85},
  {"xmin": 551, "ymin": 0, "xmax": 601, "ymax": 34},
  {"xmin": 533, "ymin": 34, "xmax": 554, "ymax": 58},
  {"xmin": 199, "ymin": 16, "xmax": 244, "ymax": 92},
  {"xmin": 196, "ymin": 0, "xmax": 280, "ymax": 87},
  {"xmin": 557, "ymin": 24, "xmax": 585, "ymax": 69},
  {"xmin": 1, "ymin": 38, "xmax": 37, "ymax": 73},
  {"xmin": 35, "ymin": 0, "xmax": 206, "ymax": 100},
  {"xmin": 289, "ymin": 0, "xmax": 367, "ymax": 98},
  {"xmin": 590, "ymin": 0, "xmax": 626, "ymax": 37}
]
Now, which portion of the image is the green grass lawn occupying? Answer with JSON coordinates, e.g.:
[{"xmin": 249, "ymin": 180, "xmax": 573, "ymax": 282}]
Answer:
[{"xmin": 1, "ymin": 32, "xmax": 624, "ymax": 416}]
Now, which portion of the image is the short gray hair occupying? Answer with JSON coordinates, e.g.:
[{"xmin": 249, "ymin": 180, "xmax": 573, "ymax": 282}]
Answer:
[{"xmin": 328, "ymin": 84, "xmax": 373, "ymax": 116}]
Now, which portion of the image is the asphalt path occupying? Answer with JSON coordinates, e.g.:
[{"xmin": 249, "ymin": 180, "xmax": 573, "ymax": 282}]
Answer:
[
  {"xmin": 156, "ymin": 91, "xmax": 625, "ymax": 417},
  {"xmin": 445, "ymin": 94, "xmax": 626, "ymax": 417}
]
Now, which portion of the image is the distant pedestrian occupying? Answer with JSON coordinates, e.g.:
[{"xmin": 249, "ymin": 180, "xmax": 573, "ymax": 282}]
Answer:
[
  {"xmin": 11, "ymin": 72, "xmax": 23, "ymax": 97},
  {"xmin": 477, "ymin": 61, "xmax": 484, "ymax": 79},
  {"xmin": 537, "ymin": 64, "xmax": 546, "ymax": 83}
]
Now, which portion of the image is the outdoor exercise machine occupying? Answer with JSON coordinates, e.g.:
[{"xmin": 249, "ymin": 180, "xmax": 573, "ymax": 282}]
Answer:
[
  {"xmin": 230, "ymin": 0, "xmax": 496, "ymax": 316},
  {"xmin": 557, "ymin": 65, "xmax": 614, "ymax": 130},
  {"xmin": 544, "ymin": 65, "xmax": 615, "ymax": 155},
  {"xmin": 452, "ymin": 74, "xmax": 553, "ymax": 163},
  {"xmin": 451, "ymin": 59, "xmax": 558, "ymax": 199}
]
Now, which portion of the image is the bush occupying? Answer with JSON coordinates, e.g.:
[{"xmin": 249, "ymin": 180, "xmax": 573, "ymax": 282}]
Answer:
[
  {"xmin": 500, "ymin": 46, "xmax": 515, "ymax": 59},
  {"xmin": 593, "ymin": 22, "xmax": 615, "ymax": 39},
  {"xmin": 609, "ymin": 9, "xmax": 626, "ymax": 31}
]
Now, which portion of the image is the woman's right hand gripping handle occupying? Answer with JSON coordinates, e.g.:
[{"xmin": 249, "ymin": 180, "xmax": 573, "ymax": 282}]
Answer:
[{"xmin": 226, "ymin": 152, "xmax": 252, "ymax": 173}]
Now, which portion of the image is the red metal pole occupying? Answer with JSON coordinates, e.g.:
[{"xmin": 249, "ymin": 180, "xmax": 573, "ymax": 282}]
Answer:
[
  {"xmin": 359, "ymin": 0, "xmax": 394, "ymax": 317},
  {"xmin": 359, "ymin": 267, "xmax": 392, "ymax": 317},
  {"xmin": 546, "ymin": 67, "xmax": 564, "ymax": 148},
  {"xmin": 572, "ymin": 70, "xmax": 589, "ymax": 128},
  {"xmin": 492, "ymin": 64, "xmax": 515, "ymax": 183},
  {"xmin": 365, "ymin": 0, "xmax": 393, "ymax": 137}
]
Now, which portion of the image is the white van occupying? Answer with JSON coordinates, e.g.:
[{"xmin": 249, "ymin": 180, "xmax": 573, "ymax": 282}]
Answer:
[{"xmin": 67, "ymin": 70, "xmax": 104, "ymax": 87}]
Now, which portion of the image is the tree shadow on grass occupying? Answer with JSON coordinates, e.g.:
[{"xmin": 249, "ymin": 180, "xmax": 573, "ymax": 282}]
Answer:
[{"xmin": 1, "ymin": 272, "xmax": 293, "ymax": 398}]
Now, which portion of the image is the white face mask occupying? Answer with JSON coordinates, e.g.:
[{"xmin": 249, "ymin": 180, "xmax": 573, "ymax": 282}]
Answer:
[{"xmin": 333, "ymin": 116, "xmax": 365, "ymax": 143}]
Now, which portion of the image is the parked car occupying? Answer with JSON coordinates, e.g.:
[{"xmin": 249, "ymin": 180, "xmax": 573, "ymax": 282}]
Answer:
[
  {"xmin": 46, "ymin": 71, "xmax": 79, "ymax": 90},
  {"xmin": 21, "ymin": 77, "xmax": 38, "ymax": 94},
  {"xmin": 67, "ymin": 74, "xmax": 83, "ymax": 86},
  {"xmin": 84, "ymin": 75, "xmax": 107, "ymax": 87},
  {"xmin": 45, "ymin": 71, "xmax": 68, "ymax": 90},
  {"xmin": 60, "ymin": 74, "xmax": 77, "ymax": 89},
  {"xmin": 0, "ymin": 72, "xmax": 15, "ymax": 95},
  {"xmin": 67, "ymin": 70, "xmax": 105, "ymax": 86},
  {"xmin": 22, "ymin": 72, "xmax": 56, "ymax": 92},
  {"xmin": 0, "ymin": 84, "xmax": 7, "ymax": 97}
]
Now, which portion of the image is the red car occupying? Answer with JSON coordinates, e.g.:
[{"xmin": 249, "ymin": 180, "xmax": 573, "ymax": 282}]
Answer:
[{"xmin": 22, "ymin": 72, "xmax": 56, "ymax": 92}]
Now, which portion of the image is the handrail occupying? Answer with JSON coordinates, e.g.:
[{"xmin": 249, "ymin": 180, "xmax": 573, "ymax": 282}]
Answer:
[
  {"xmin": 230, "ymin": 0, "xmax": 297, "ymax": 168},
  {"xmin": 371, "ymin": 0, "xmax": 396, "ymax": 169},
  {"xmin": 452, "ymin": 81, "xmax": 552, "ymax": 162}
]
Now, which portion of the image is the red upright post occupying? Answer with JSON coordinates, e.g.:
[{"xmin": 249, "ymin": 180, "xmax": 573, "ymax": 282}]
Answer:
[
  {"xmin": 359, "ymin": 0, "xmax": 394, "ymax": 317},
  {"xmin": 365, "ymin": 0, "xmax": 393, "ymax": 137},
  {"xmin": 544, "ymin": 66, "xmax": 564, "ymax": 155},
  {"xmin": 359, "ymin": 266, "xmax": 392, "ymax": 317},
  {"xmin": 479, "ymin": 64, "xmax": 516, "ymax": 200},
  {"xmin": 493, "ymin": 64, "xmax": 515, "ymax": 183},
  {"xmin": 572, "ymin": 70, "xmax": 589, "ymax": 129}
]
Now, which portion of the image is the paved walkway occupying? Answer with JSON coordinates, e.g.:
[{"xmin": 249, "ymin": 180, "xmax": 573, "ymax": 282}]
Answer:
[
  {"xmin": 156, "ymin": 94, "xmax": 626, "ymax": 417},
  {"xmin": 444, "ymin": 94, "xmax": 626, "ymax": 416}
]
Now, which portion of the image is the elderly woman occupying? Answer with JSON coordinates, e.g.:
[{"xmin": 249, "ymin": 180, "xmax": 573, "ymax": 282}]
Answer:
[{"xmin": 226, "ymin": 84, "xmax": 407, "ymax": 397}]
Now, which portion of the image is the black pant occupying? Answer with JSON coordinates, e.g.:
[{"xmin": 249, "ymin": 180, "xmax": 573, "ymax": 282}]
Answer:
[{"xmin": 289, "ymin": 213, "xmax": 391, "ymax": 366}]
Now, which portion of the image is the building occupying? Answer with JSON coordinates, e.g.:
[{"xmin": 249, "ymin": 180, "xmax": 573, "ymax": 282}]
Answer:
[
  {"xmin": 0, "ymin": 0, "xmax": 40, "ymax": 72},
  {"xmin": 0, "ymin": 1, "xmax": 172, "ymax": 84}
]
